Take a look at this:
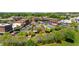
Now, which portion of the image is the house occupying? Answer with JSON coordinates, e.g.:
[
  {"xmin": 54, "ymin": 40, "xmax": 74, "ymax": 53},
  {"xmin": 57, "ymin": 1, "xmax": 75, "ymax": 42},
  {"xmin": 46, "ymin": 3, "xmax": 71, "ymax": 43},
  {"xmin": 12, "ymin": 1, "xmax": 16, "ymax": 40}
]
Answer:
[{"xmin": 0, "ymin": 23, "xmax": 12, "ymax": 34}]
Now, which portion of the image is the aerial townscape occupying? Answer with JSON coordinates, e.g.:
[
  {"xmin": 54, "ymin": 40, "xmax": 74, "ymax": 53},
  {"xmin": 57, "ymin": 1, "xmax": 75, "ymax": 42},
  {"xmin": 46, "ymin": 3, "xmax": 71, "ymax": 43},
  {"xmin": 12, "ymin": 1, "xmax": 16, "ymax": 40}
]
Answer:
[{"xmin": 0, "ymin": 12, "xmax": 79, "ymax": 46}]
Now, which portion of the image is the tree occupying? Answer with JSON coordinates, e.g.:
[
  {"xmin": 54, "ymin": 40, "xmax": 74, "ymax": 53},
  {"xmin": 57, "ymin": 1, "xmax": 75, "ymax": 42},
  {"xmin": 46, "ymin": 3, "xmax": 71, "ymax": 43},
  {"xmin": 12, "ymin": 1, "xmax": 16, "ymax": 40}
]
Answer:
[
  {"xmin": 17, "ymin": 32, "xmax": 26, "ymax": 37},
  {"xmin": 26, "ymin": 39, "xmax": 37, "ymax": 46},
  {"xmin": 62, "ymin": 28, "xmax": 76, "ymax": 43},
  {"xmin": 0, "ymin": 32, "xmax": 13, "ymax": 46},
  {"xmin": 53, "ymin": 31, "xmax": 64, "ymax": 43},
  {"xmin": 59, "ymin": 16, "xmax": 66, "ymax": 20}
]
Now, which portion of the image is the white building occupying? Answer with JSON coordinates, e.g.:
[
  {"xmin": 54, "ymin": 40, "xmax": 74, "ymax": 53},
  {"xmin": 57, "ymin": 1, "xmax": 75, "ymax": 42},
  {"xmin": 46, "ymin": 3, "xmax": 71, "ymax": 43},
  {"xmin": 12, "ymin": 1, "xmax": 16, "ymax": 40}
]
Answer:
[
  {"xmin": 70, "ymin": 17, "xmax": 76, "ymax": 22},
  {"xmin": 12, "ymin": 23, "xmax": 22, "ymax": 29},
  {"xmin": 59, "ymin": 19, "xmax": 72, "ymax": 24}
]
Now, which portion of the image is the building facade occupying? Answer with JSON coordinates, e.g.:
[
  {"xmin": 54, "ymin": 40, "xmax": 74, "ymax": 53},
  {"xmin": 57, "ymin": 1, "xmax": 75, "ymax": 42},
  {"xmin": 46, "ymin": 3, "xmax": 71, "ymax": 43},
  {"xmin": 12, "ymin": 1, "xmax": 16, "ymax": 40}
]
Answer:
[{"xmin": 0, "ymin": 24, "xmax": 12, "ymax": 33}]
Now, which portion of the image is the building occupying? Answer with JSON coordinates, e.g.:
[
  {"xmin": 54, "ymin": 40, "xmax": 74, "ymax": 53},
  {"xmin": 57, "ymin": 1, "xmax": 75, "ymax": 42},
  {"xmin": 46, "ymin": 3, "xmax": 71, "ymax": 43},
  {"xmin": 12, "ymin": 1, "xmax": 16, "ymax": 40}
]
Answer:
[
  {"xmin": 75, "ymin": 17, "xmax": 79, "ymax": 23},
  {"xmin": 49, "ymin": 18, "xmax": 59, "ymax": 26},
  {"xmin": 12, "ymin": 19, "xmax": 30, "ymax": 29},
  {"xmin": 11, "ymin": 16, "xmax": 23, "ymax": 21},
  {"xmin": 70, "ymin": 17, "xmax": 76, "ymax": 22},
  {"xmin": 0, "ymin": 23, "xmax": 12, "ymax": 33},
  {"xmin": 33, "ymin": 16, "xmax": 49, "ymax": 22},
  {"xmin": 41, "ymin": 16, "xmax": 49, "ymax": 21},
  {"xmin": 34, "ymin": 17, "xmax": 40, "ymax": 21},
  {"xmin": 59, "ymin": 20, "xmax": 72, "ymax": 24},
  {"xmin": 58, "ymin": 19, "xmax": 72, "ymax": 26}
]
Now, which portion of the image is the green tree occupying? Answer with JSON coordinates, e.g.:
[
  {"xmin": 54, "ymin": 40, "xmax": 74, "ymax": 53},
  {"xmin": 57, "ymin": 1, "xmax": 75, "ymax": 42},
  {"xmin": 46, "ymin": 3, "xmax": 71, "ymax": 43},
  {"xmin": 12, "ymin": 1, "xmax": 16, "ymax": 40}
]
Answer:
[
  {"xmin": 17, "ymin": 32, "xmax": 26, "ymax": 37},
  {"xmin": 59, "ymin": 16, "xmax": 66, "ymax": 20},
  {"xmin": 53, "ymin": 31, "xmax": 64, "ymax": 43},
  {"xmin": 62, "ymin": 28, "xmax": 76, "ymax": 43},
  {"xmin": 26, "ymin": 39, "xmax": 37, "ymax": 46},
  {"xmin": 0, "ymin": 32, "xmax": 13, "ymax": 46}
]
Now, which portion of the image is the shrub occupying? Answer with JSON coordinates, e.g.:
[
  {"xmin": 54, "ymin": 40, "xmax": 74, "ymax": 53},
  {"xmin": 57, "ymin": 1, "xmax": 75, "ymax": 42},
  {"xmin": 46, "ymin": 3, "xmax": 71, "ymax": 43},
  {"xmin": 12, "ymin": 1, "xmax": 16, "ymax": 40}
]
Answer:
[
  {"xmin": 54, "ymin": 26, "xmax": 62, "ymax": 31},
  {"xmin": 52, "ymin": 31, "xmax": 64, "ymax": 43},
  {"xmin": 45, "ymin": 27, "xmax": 52, "ymax": 33},
  {"xmin": 33, "ymin": 31, "xmax": 64, "ymax": 44},
  {"xmin": 34, "ymin": 33, "xmax": 55, "ymax": 44},
  {"xmin": 1, "ymin": 37, "xmax": 27, "ymax": 46},
  {"xmin": 37, "ymin": 27, "xmax": 42, "ymax": 33},
  {"xmin": 26, "ymin": 32, "xmax": 28, "ymax": 36},
  {"xmin": 0, "ymin": 32, "xmax": 12, "ymax": 42},
  {"xmin": 13, "ymin": 36, "xmax": 27, "ymax": 46},
  {"xmin": 44, "ymin": 33, "xmax": 55, "ymax": 44},
  {"xmin": 62, "ymin": 28, "xmax": 76, "ymax": 43},
  {"xmin": 26, "ymin": 39, "xmax": 37, "ymax": 46},
  {"xmin": 17, "ymin": 32, "xmax": 26, "ymax": 37},
  {"xmin": 37, "ymin": 37, "xmax": 43, "ymax": 43},
  {"xmin": 0, "ymin": 32, "xmax": 27, "ymax": 46},
  {"xmin": 28, "ymin": 31, "xmax": 35, "ymax": 37}
]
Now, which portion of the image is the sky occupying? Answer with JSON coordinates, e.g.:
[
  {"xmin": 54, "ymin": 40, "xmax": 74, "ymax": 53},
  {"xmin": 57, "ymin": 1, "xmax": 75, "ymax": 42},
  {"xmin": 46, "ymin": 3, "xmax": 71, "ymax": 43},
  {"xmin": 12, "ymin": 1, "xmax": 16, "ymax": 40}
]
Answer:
[{"xmin": 0, "ymin": 0, "xmax": 79, "ymax": 12}]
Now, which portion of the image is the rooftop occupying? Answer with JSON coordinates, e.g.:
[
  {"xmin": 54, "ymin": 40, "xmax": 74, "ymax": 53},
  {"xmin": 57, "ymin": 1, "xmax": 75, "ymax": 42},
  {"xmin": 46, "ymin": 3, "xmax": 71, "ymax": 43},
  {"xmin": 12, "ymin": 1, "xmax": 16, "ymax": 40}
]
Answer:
[
  {"xmin": 0, "ymin": 23, "xmax": 11, "ymax": 26},
  {"xmin": 0, "ymin": 19, "xmax": 13, "ymax": 20}
]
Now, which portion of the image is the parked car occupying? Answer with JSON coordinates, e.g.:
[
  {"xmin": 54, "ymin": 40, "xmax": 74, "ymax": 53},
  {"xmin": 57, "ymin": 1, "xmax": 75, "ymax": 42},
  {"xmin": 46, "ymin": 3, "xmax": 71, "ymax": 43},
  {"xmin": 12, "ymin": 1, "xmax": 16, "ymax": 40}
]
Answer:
[{"xmin": 11, "ymin": 31, "xmax": 18, "ymax": 36}]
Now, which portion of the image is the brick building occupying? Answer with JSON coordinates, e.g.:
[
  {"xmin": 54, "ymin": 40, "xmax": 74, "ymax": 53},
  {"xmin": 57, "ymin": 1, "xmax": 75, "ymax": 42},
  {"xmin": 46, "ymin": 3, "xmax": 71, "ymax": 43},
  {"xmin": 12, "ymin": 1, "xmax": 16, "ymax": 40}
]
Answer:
[{"xmin": 0, "ymin": 24, "xmax": 12, "ymax": 33}]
